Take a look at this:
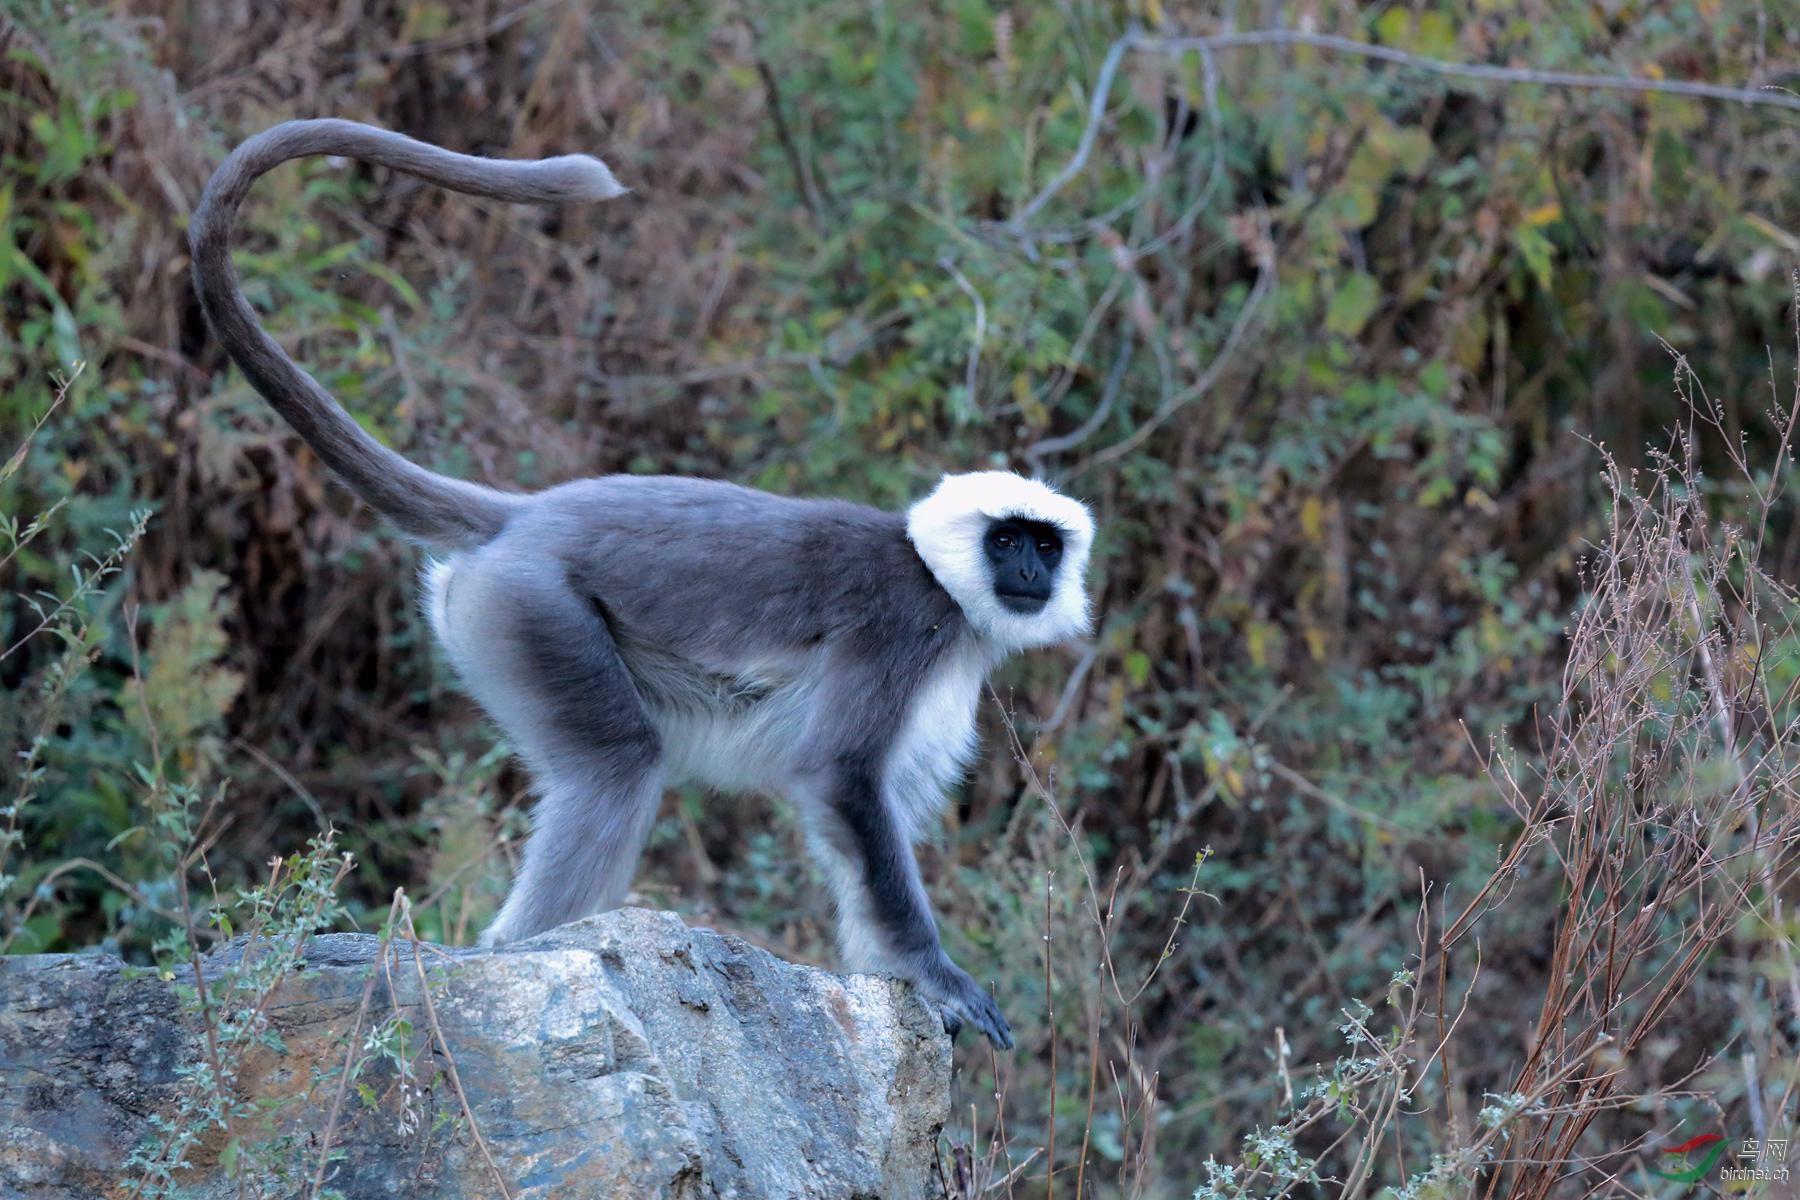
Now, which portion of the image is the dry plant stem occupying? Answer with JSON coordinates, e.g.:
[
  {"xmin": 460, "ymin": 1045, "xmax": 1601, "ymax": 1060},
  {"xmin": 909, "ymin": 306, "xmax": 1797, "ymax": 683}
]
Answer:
[
  {"xmin": 1434, "ymin": 906, "xmax": 1458, "ymax": 1146},
  {"xmin": 1073, "ymin": 989, "xmax": 1102, "ymax": 1200},
  {"xmin": 0, "ymin": 362, "xmax": 78, "ymax": 573},
  {"xmin": 1481, "ymin": 424, "xmax": 1796, "ymax": 1195},
  {"xmin": 1041, "ymin": 871, "xmax": 1056, "ymax": 1199},
  {"xmin": 1039, "ymin": 641, "xmax": 1101, "ymax": 733},
  {"xmin": 1011, "ymin": 36, "xmax": 1131, "ymax": 226},
  {"xmin": 1420, "ymin": 940, "xmax": 1482, "ymax": 1136},
  {"xmin": 0, "ymin": 531, "xmax": 138, "ymax": 666},
  {"xmin": 125, "ymin": 611, "xmax": 229, "ymax": 1113},
  {"xmin": 0, "ymin": 361, "xmax": 77, "ymax": 485},
  {"xmin": 1127, "ymin": 852, "xmax": 1207, "ymax": 1006},
  {"xmin": 1743, "ymin": 277, "xmax": 1800, "ymax": 561},
  {"xmin": 993, "ymin": 1151, "xmax": 1041, "ymax": 1196},
  {"xmin": 740, "ymin": 12, "xmax": 827, "ymax": 221},
  {"xmin": 1024, "ymin": 336, "xmax": 1133, "ymax": 480},
  {"xmin": 309, "ymin": 889, "xmax": 405, "ymax": 1199},
  {"xmin": 1267, "ymin": 760, "xmax": 1415, "ymax": 836},
  {"xmin": 1018, "ymin": 272, "xmax": 1127, "ymax": 458},
  {"xmin": 413, "ymin": 830, "xmax": 519, "ymax": 915},
  {"xmin": 987, "ymin": 687, "xmax": 1224, "ymax": 1195},
  {"xmin": 1273, "ymin": 1026, "xmax": 1294, "ymax": 1110},
  {"xmin": 1125, "ymin": 690, "xmax": 1288, "ymax": 896},
  {"xmin": 0, "ymin": 644, "xmax": 90, "ymax": 937},
  {"xmin": 986, "ymin": 1045, "xmax": 1018, "ymax": 1199},
  {"xmin": 232, "ymin": 737, "xmax": 327, "ymax": 828},
  {"xmin": 380, "ymin": 0, "xmax": 562, "ymax": 59},
  {"xmin": 399, "ymin": 892, "xmax": 515, "ymax": 1199},
  {"xmin": 989, "ymin": 687, "xmax": 1126, "ymax": 1005},
  {"xmin": 1340, "ymin": 898, "xmax": 1432, "ymax": 1198}
]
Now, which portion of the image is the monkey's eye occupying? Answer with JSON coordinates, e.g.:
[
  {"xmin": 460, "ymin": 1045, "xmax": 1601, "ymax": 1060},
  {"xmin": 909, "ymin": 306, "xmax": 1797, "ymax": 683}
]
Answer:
[
  {"xmin": 1036, "ymin": 540, "xmax": 1057, "ymax": 554},
  {"xmin": 992, "ymin": 532, "xmax": 1016, "ymax": 549}
]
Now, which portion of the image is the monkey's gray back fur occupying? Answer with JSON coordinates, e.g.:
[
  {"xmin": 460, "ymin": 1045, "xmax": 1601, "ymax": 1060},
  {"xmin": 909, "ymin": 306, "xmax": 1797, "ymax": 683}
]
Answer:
[
  {"xmin": 191, "ymin": 118, "xmax": 1100, "ymax": 1050},
  {"xmin": 518, "ymin": 476, "xmax": 959, "ymax": 664}
]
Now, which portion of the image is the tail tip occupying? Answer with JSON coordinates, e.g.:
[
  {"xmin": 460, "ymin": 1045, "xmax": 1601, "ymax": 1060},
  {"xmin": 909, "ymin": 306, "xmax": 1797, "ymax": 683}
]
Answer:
[{"xmin": 553, "ymin": 154, "xmax": 628, "ymax": 202}]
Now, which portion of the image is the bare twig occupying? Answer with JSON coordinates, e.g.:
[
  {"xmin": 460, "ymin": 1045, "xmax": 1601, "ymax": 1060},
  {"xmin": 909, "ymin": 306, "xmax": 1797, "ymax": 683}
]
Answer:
[
  {"xmin": 1072, "ymin": 234, "xmax": 1274, "ymax": 477},
  {"xmin": 1137, "ymin": 30, "xmax": 1800, "ymax": 111},
  {"xmin": 1011, "ymin": 37, "xmax": 1133, "ymax": 226},
  {"xmin": 398, "ymin": 893, "xmax": 515, "ymax": 1199},
  {"xmin": 1039, "ymin": 641, "xmax": 1100, "ymax": 734},
  {"xmin": 741, "ymin": 14, "xmax": 830, "ymax": 221},
  {"xmin": 309, "ymin": 890, "xmax": 405, "ymax": 1199},
  {"xmin": 1, "ymin": 857, "xmax": 185, "ymax": 949},
  {"xmin": 1024, "ymin": 335, "xmax": 1134, "ymax": 474},
  {"xmin": 941, "ymin": 256, "xmax": 989, "ymax": 419},
  {"xmin": 1042, "ymin": 871, "xmax": 1057, "ymax": 1200},
  {"xmin": 1017, "ymin": 27, "xmax": 1800, "ymax": 231}
]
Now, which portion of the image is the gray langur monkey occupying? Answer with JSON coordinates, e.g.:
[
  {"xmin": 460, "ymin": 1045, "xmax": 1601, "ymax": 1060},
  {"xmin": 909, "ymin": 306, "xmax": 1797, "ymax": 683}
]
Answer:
[{"xmin": 190, "ymin": 119, "xmax": 1096, "ymax": 1048}]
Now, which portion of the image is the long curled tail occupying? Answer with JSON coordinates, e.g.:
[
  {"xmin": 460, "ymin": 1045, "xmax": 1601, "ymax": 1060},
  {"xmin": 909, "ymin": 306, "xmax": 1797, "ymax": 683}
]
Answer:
[{"xmin": 189, "ymin": 118, "xmax": 625, "ymax": 549}]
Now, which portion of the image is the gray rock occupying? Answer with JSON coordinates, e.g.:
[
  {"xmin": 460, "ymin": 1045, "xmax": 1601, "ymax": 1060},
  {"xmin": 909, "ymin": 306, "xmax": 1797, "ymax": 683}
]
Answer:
[{"xmin": 0, "ymin": 909, "xmax": 950, "ymax": 1199}]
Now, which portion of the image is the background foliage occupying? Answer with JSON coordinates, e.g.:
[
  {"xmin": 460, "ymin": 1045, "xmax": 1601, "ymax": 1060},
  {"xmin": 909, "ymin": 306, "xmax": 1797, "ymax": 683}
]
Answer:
[{"xmin": 5, "ymin": 0, "xmax": 1800, "ymax": 1195}]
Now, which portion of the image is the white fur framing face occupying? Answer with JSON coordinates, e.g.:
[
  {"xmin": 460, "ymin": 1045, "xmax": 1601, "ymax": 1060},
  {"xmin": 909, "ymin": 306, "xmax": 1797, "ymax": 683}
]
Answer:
[{"xmin": 906, "ymin": 471, "xmax": 1095, "ymax": 654}]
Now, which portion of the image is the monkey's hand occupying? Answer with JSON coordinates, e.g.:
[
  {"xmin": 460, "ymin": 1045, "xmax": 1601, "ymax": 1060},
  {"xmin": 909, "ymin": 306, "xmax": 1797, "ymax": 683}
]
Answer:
[{"xmin": 921, "ymin": 958, "xmax": 1013, "ymax": 1050}]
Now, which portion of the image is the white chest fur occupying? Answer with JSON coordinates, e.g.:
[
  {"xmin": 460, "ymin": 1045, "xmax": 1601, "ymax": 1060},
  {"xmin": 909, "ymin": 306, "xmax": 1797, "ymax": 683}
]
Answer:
[
  {"xmin": 884, "ymin": 638, "xmax": 989, "ymax": 841},
  {"xmin": 651, "ymin": 640, "xmax": 989, "ymax": 834}
]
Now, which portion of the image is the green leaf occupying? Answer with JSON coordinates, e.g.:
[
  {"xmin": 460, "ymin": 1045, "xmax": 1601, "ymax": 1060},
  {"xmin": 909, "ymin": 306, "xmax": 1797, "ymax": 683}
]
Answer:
[
  {"xmin": 1373, "ymin": 8, "xmax": 1411, "ymax": 45},
  {"xmin": 1415, "ymin": 12, "xmax": 1457, "ymax": 58},
  {"xmin": 1125, "ymin": 651, "xmax": 1151, "ymax": 688},
  {"xmin": 1388, "ymin": 128, "xmax": 1435, "ymax": 176},
  {"xmin": 1326, "ymin": 273, "xmax": 1381, "ymax": 337},
  {"xmin": 1511, "ymin": 225, "xmax": 1556, "ymax": 293}
]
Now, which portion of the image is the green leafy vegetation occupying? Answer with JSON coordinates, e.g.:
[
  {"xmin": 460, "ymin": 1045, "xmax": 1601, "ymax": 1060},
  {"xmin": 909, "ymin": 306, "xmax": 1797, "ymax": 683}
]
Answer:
[{"xmin": 4, "ymin": 0, "xmax": 1800, "ymax": 1195}]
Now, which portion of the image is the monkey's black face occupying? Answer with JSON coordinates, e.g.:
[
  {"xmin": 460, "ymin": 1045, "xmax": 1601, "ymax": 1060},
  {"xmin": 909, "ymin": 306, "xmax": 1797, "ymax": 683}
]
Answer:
[{"xmin": 985, "ymin": 518, "xmax": 1064, "ymax": 614}]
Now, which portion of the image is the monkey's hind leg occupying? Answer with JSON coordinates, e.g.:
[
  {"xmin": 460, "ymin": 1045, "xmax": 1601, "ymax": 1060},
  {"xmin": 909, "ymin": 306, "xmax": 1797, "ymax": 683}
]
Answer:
[{"xmin": 434, "ymin": 554, "xmax": 665, "ymax": 947}]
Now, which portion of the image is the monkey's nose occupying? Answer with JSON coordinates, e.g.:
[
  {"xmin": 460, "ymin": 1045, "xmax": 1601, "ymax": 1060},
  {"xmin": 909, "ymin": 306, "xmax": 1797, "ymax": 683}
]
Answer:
[{"xmin": 1019, "ymin": 565, "xmax": 1039, "ymax": 582}]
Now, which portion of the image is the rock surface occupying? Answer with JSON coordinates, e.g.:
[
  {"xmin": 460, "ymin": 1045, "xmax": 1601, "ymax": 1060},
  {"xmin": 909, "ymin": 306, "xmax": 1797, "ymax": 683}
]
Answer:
[{"xmin": 0, "ymin": 909, "xmax": 950, "ymax": 1199}]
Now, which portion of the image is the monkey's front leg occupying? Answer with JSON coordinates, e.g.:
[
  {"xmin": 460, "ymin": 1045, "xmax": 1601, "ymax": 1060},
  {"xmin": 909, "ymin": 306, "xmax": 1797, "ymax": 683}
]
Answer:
[{"xmin": 807, "ymin": 761, "xmax": 1013, "ymax": 1049}]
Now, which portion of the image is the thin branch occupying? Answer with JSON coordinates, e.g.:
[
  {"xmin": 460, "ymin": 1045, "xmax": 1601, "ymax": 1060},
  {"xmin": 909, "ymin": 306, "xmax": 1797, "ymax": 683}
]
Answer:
[
  {"xmin": 309, "ymin": 890, "xmax": 405, "ymax": 1199},
  {"xmin": 1039, "ymin": 641, "xmax": 1101, "ymax": 734},
  {"xmin": 741, "ymin": 14, "xmax": 830, "ymax": 221},
  {"xmin": 1042, "ymin": 870, "xmax": 1057, "ymax": 1200},
  {"xmin": 1012, "ymin": 37, "xmax": 1132, "ymax": 227},
  {"xmin": 1138, "ymin": 30, "xmax": 1800, "ymax": 111},
  {"xmin": 941, "ymin": 256, "xmax": 989, "ymax": 419},
  {"xmin": 1016, "ymin": 27, "xmax": 1800, "ymax": 232},
  {"xmin": 1073, "ymin": 237, "xmax": 1274, "ymax": 477},
  {"xmin": 1, "ymin": 857, "xmax": 186, "ymax": 950},
  {"xmin": 1025, "ymin": 335, "xmax": 1134, "ymax": 474},
  {"xmin": 400, "ymin": 894, "xmax": 515, "ymax": 1199}
]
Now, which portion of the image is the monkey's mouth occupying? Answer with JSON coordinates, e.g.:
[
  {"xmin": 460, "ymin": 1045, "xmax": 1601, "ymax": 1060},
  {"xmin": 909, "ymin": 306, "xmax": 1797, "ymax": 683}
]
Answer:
[{"xmin": 995, "ymin": 592, "xmax": 1050, "ymax": 615}]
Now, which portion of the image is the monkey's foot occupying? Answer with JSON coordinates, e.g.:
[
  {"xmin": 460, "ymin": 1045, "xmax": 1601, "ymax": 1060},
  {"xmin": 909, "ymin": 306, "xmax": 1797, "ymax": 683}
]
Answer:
[{"xmin": 923, "ymin": 960, "xmax": 1013, "ymax": 1050}]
